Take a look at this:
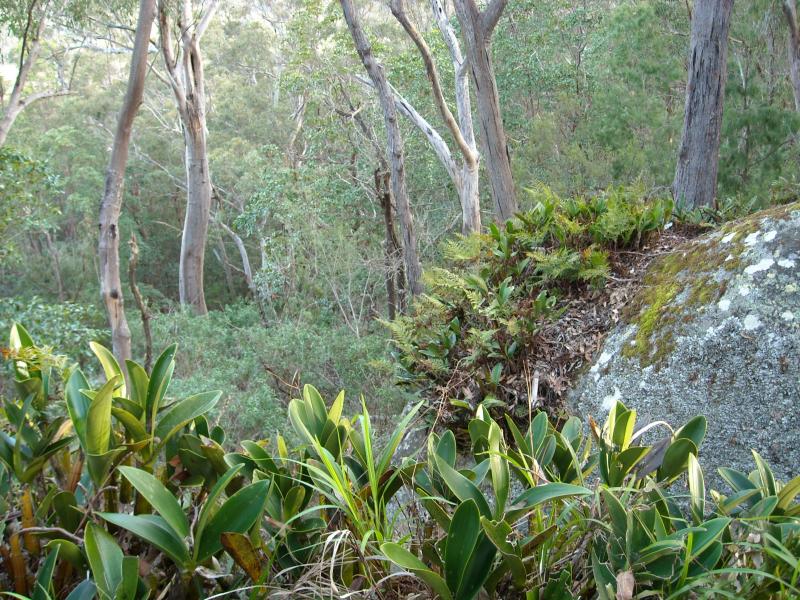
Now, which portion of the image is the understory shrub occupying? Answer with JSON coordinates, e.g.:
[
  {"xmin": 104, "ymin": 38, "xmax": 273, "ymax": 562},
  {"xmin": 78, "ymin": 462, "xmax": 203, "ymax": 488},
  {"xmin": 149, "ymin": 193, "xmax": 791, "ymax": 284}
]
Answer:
[
  {"xmin": 141, "ymin": 303, "xmax": 408, "ymax": 440},
  {"xmin": 1, "ymin": 326, "xmax": 798, "ymax": 599},
  {"xmin": 387, "ymin": 185, "xmax": 674, "ymax": 423}
]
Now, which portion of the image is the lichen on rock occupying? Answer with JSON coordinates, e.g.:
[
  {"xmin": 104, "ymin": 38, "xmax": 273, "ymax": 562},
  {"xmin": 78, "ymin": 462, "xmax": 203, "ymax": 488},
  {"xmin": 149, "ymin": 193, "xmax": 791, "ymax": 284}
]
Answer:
[{"xmin": 571, "ymin": 202, "xmax": 800, "ymax": 484}]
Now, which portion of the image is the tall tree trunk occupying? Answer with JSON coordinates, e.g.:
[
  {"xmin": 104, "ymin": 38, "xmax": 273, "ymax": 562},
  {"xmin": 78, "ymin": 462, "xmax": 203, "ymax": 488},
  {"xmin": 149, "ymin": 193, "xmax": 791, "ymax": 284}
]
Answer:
[
  {"xmin": 158, "ymin": 0, "xmax": 219, "ymax": 314},
  {"xmin": 180, "ymin": 129, "xmax": 212, "ymax": 313},
  {"xmin": 784, "ymin": 0, "xmax": 800, "ymax": 112},
  {"xmin": 98, "ymin": 0, "xmax": 157, "ymax": 376},
  {"xmin": 391, "ymin": 0, "xmax": 481, "ymax": 234},
  {"xmin": 672, "ymin": 0, "xmax": 734, "ymax": 210},
  {"xmin": 453, "ymin": 0, "xmax": 517, "ymax": 222},
  {"xmin": 340, "ymin": 0, "xmax": 423, "ymax": 296}
]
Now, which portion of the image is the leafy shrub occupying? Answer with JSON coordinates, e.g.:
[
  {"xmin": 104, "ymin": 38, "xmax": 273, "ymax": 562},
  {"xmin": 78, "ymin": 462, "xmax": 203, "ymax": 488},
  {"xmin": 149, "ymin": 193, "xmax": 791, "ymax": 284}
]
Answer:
[
  {"xmin": 1, "ymin": 326, "xmax": 797, "ymax": 599},
  {"xmin": 387, "ymin": 186, "xmax": 673, "ymax": 422},
  {"xmin": 142, "ymin": 303, "xmax": 408, "ymax": 441}
]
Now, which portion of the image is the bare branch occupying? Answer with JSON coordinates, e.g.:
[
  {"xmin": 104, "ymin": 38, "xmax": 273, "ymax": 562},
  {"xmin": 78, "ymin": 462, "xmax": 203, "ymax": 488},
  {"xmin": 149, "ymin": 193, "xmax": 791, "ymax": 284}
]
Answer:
[
  {"xmin": 390, "ymin": 0, "xmax": 476, "ymax": 168},
  {"xmin": 354, "ymin": 74, "xmax": 459, "ymax": 184}
]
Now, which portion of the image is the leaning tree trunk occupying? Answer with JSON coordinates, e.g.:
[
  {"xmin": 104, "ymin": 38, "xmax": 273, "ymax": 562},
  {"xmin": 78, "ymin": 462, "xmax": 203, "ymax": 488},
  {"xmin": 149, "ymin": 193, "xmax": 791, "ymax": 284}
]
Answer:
[
  {"xmin": 672, "ymin": 0, "xmax": 734, "ymax": 210},
  {"xmin": 784, "ymin": 0, "xmax": 800, "ymax": 112},
  {"xmin": 454, "ymin": 0, "xmax": 517, "ymax": 222},
  {"xmin": 340, "ymin": 0, "xmax": 423, "ymax": 296},
  {"xmin": 98, "ymin": 0, "xmax": 157, "ymax": 375}
]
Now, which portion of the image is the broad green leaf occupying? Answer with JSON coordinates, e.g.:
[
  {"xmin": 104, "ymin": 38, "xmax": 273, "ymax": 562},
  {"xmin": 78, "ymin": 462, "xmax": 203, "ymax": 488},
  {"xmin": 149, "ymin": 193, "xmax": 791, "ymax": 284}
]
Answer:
[
  {"xmin": 146, "ymin": 344, "xmax": 177, "ymax": 417},
  {"xmin": 154, "ymin": 390, "xmax": 222, "ymax": 442},
  {"xmin": 688, "ymin": 517, "xmax": 730, "ymax": 559},
  {"xmin": 65, "ymin": 369, "xmax": 90, "ymax": 450},
  {"xmin": 445, "ymin": 500, "xmax": 481, "ymax": 595},
  {"xmin": 777, "ymin": 474, "xmax": 800, "ymax": 511},
  {"xmin": 53, "ymin": 491, "xmax": 81, "ymax": 532},
  {"xmin": 433, "ymin": 453, "xmax": 491, "ymax": 518},
  {"xmin": 98, "ymin": 513, "xmax": 190, "ymax": 567},
  {"xmin": 86, "ymin": 377, "xmax": 120, "ymax": 456},
  {"xmin": 752, "ymin": 450, "xmax": 777, "ymax": 496},
  {"xmin": 111, "ymin": 408, "xmax": 149, "ymax": 443},
  {"xmin": 657, "ymin": 438, "xmax": 697, "ymax": 482},
  {"xmin": 85, "ymin": 522, "xmax": 124, "ymax": 599},
  {"xmin": 44, "ymin": 538, "xmax": 84, "ymax": 569},
  {"xmin": 674, "ymin": 416, "xmax": 707, "ymax": 449},
  {"xmin": 118, "ymin": 466, "xmax": 189, "ymax": 538},
  {"xmin": 509, "ymin": 482, "xmax": 592, "ymax": 519},
  {"xmin": 90, "ymin": 342, "xmax": 126, "ymax": 397},
  {"xmin": 195, "ymin": 463, "xmax": 246, "ymax": 545},
  {"xmin": 64, "ymin": 580, "xmax": 96, "ymax": 600},
  {"xmin": 488, "ymin": 421, "xmax": 509, "ymax": 517},
  {"xmin": 125, "ymin": 360, "xmax": 149, "ymax": 411},
  {"xmin": 195, "ymin": 479, "xmax": 269, "ymax": 562},
  {"xmin": 381, "ymin": 542, "xmax": 452, "ymax": 600}
]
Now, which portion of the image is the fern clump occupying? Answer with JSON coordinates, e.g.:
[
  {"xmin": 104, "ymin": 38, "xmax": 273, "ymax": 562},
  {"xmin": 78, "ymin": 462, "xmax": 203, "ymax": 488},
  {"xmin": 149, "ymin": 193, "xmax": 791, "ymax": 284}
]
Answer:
[{"xmin": 388, "ymin": 185, "xmax": 674, "ymax": 422}]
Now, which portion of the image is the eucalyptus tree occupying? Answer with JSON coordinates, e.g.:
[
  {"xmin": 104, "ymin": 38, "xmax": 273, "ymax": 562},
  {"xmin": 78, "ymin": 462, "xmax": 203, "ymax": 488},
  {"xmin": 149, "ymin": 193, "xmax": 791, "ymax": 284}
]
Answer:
[
  {"xmin": 673, "ymin": 0, "xmax": 735, "ymax": 209},
  {"xmin": 157, "ymin": 0, "xmax": 220, "ymax": 314},
  {"xmin": 98, "ymin": 0, "xmax": 157, "ymax": 372},
  {"xmin": 783, "ymin": 0, "xmax": 800, "ymax": 111},
  {"xmin": 388, "ymin": 0, "xmax": 481, "ymax": 234},
  {"xmin": 0, "ymin": 0, "xmax": 72, "ymax": 146},
  {"xmin": 453, "ymin": 0, "xmax": 517, "ymax": 221},
  {"xmin": 340, "ymin": 0, "xmax": 422, "ymax": 296}
]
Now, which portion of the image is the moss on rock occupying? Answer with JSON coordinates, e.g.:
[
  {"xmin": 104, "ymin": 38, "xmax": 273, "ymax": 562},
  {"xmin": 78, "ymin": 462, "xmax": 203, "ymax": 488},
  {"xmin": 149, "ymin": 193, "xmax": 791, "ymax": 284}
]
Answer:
[{"xmin": 621, "ymin": 203, "xmax": 799, "ymax": 367}]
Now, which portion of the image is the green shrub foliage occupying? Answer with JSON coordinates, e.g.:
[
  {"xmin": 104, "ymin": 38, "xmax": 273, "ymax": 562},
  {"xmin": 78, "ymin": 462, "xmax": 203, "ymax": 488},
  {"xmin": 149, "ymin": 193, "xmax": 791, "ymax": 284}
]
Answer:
[
  {"xmin": 387, "ymin": 186, "xmax": 674, "ymax": 420},
  {"xmin": 1, "ymin": 326, "xmax": 798, "ymax": 598}
]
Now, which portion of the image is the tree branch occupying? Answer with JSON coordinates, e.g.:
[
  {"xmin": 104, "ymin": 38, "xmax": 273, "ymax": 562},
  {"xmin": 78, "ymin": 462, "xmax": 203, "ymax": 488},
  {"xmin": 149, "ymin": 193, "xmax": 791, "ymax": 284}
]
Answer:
[
  {"xmin": 482, "ymin": 0, "xmax": 508, "ymax": 35},
  {"xmin": 390, "ymin": 0, "xmax": 476, "ymax": 168},
  {"xmin": 354, "ymin": 73, "xmax": 459, "ymax": 184}
]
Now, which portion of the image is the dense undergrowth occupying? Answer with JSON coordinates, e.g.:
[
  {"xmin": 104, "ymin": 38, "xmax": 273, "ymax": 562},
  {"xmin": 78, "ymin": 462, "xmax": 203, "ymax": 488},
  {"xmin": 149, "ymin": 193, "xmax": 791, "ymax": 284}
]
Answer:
[
  {"xmin": 1, "ymin": 325, "xmax": 799, "ymax": 599},
  {"xmin": 387, "ymin": 186, "xmax": 679, "ymax": 426}
]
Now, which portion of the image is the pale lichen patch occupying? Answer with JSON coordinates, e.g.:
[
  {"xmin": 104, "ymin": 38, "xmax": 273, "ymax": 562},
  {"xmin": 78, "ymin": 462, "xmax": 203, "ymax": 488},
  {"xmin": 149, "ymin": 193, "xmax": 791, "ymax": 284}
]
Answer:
[
  {"xmin": 744, "ymin": 258, "xmax": 775, "ymax": 275},
  {"xmin": 743, "ymin": 314, "xmax": 762, "ymax": 330}
]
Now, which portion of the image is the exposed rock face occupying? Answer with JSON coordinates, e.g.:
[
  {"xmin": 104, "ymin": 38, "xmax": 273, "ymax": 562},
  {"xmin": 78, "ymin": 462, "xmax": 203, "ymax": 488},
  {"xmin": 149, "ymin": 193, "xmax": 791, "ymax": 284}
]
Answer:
[{"xmin": 570, "ymin": 203, "xmax": 800, "ymax": 484}]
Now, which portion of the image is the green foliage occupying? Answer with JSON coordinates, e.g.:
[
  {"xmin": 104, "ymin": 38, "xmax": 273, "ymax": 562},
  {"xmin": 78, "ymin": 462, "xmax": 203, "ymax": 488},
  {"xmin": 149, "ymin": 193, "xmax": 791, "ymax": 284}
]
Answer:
[
  {"xmin": 389, "ymin": 186, "xmax": 673, "ymax": 419},
  {"xmin": 1, "ymin": 327, "xmax": 799, "ymax": 599},
  {"xmin": 0, "ymin": 148, "xmax": 59, "ymax": 264}
]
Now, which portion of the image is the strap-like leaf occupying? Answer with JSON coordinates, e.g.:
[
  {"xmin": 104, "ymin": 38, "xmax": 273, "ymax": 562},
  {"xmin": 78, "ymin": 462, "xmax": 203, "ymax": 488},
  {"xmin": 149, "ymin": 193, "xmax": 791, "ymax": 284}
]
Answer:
[{"xmin": 118, "ymin": 466, "xmax": 189, "ymax": 539}]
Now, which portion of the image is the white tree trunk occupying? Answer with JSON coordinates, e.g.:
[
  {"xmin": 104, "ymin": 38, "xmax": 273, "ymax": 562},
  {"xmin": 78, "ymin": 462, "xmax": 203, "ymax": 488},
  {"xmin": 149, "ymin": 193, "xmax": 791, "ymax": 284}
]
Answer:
[
  {"xmin": 672, "ymin": 0, "xmax": 734, "ymax": 210},
  {"xmin": 158, "ymin": 0, "xmax": 219, "ymax": 314},
  {"xmin": 341, "ymin": 0, "xmax": 423, "ymax": 296},
  {"xmin": 98, "ymin": 0, "xmax": 157, "ymax": 375}
]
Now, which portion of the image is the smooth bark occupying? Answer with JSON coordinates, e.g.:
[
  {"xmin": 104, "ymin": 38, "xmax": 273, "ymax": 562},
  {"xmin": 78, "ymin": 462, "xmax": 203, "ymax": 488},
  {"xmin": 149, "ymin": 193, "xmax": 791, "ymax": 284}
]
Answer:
[
  {"xmin": 390, "ymin": 0, "xmax": 481, "ymax": 233},
  {"xmin": 0, "ymin": 10, "xmax": 70, "ymax": 146},
  {"xmin": 672, "ymin": 0, "xmax": 734, "ymax": 209},
  {"xmin": 98, "ymin": 0, "xmax": 157, "ymax": 375},
  {"xmin": 340, "ymin": 0, "xmax": 423, "ymax": 296},
  {"xmin": 784, "ymin": 0, "xmax": 800, "ymax": 112},
  {"xmin": 453, "ymin": 0, "xmax": 517, "ymax": 221},
  {"xmin": 128, "ymin": 233, "xmax": 153, "ymax": 371},
  {"xmin": 158, "ymin": 0, "xmax": 219, "ymax": 314}
]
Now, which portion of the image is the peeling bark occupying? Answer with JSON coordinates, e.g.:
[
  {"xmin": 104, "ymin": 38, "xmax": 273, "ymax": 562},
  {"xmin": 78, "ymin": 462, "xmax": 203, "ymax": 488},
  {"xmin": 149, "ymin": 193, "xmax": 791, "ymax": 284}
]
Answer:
[{"xmin": 158, "ymin": 0, "xmax": 219, "ymax": 314}]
